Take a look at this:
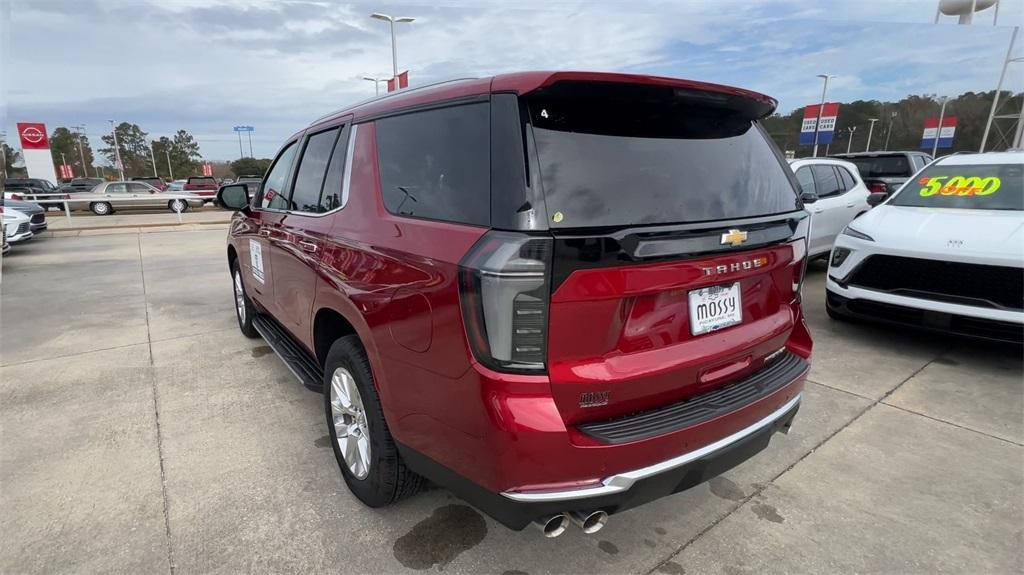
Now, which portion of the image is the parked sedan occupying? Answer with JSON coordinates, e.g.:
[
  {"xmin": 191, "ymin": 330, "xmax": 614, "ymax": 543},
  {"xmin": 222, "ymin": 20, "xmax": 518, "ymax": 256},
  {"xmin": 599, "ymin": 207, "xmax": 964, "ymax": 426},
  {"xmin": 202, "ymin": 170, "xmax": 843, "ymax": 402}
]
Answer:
[
  {"xmin": 2, "ymin": 199, "xmax": 47, "ymax": 233},
  {"xmin": 789, "ymin": 158, "xmax": 871, "ymax": 259},
  {"xmin": 73, "ymin": 181, "xmax": 205, "ymax": 215}
]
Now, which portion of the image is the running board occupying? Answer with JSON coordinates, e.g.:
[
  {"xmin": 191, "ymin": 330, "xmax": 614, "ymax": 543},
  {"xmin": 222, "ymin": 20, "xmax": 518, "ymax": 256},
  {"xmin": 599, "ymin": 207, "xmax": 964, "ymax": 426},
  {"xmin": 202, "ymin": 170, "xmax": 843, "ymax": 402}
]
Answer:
[{"xmin": 252, "ymin": 314, "xmax": 324, "ymax": 393}]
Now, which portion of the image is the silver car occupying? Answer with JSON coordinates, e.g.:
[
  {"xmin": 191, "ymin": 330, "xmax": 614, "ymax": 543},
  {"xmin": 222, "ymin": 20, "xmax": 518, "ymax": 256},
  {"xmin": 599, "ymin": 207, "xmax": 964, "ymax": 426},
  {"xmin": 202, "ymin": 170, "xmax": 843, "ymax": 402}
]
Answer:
[{"xmin": 74, "ymin": 181, "xmax": 205, "ymax": 215}]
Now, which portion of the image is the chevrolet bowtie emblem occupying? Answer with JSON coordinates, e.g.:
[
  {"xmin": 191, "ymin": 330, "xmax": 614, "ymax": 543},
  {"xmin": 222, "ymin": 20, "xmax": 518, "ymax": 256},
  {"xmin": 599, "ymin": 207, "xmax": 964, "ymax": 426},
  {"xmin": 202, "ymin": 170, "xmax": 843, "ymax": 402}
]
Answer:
[{"xmin": 720, "ymin": 229, "xmax": 748, "ymax": 246}]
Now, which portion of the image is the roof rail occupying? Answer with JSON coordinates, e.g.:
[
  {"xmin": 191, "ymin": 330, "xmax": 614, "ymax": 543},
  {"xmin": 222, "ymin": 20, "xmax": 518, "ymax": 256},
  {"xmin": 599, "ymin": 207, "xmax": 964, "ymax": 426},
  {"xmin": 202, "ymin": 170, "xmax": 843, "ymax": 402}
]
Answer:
[{"xmin": 312, "ymin": 77, "xmax": 480, "ymax": 125}]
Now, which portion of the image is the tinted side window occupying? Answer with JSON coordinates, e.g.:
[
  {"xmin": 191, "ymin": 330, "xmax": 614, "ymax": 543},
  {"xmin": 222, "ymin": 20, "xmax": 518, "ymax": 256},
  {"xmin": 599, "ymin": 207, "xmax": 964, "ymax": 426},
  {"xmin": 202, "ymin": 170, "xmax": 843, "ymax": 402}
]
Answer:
[
  {"xmin": 107, "ymin": 183, "xmax": 128, "ymax": 194},
  {"xmin": 376, "ymin": 103, "xmax": 490, "ymax": 226},
  {"xmin": 259, "ymin": 142, "xmax": 298, "ymax": 210},
  {"xmin": 290, "ymin": 127, "xmax": 340, "ymax": 213},
  {"xmin": 811, "ymin": 165, "xmax": 842, "ymax": 198},
  {"xmin": 795, "ymin": 166, "xmax": 816, "ymax": 196},
  {"xmin": 320, "ymin": 125, "xmax": 352, "ymax": 212},
  {"xmin": 838, "ymin": 166, "xmax": 857, "ymax": 190}
]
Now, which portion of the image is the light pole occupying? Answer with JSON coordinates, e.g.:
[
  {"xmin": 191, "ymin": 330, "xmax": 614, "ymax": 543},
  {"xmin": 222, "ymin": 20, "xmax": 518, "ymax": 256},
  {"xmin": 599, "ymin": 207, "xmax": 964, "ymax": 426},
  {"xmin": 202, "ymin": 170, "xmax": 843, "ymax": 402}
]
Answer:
[
  {"xmin": 362, "ymin": 75, "xmax": 388, "ymax": 96},
  {"xmin": 164, "ymin": 148, "xmax": 174, "ymax": 181},
  {"xmin": 933, "ymin": 96, "xmax": 948, "ymax": 157},
  {"xmin": 812, "ymin": 74, "xmax": 835, "ymax": 157},
  {"xmin": 108, "ymin": 119, "xmax": 125, "ymax": 181},
  {"xmin": 846, "ymin": 126, "xmax": 857, "ymax": 153},
  {"xmin": 370, "ymin": 12, "xmax": 415, "ymax": 81},
  {"xmin": 72, "ymin": 125, "xmax": 88, "ymax": 177},
  {"xmin": 0, "ymin": 132, "xmax": 7, "ymax": 180},
  {"xmin": 865, "ymin": 118, "xmax": 879, "ymax": 151},
  {"xmin": 149, "ymin": 142, "xmax": 159, "ymax": 177}
]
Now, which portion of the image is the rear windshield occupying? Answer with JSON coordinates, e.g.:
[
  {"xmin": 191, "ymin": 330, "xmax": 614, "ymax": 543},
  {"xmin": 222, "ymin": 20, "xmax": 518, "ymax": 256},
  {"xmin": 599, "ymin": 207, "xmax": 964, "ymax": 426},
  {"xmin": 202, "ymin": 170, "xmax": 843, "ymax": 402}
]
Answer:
[
  {"xmin": 889, "ymin": 163, "xmax": 1022, "ymax": 211},
  {"xmin": 526, "ymin": 87, "xmax": 799, "ymax": 228},
  {"xmin": 840, "ymin": 156, "xmax": 913, "ymax": 178},
  {"xmin": 188, "ymin": 177, "xmax": 216, "ymax": 184}
]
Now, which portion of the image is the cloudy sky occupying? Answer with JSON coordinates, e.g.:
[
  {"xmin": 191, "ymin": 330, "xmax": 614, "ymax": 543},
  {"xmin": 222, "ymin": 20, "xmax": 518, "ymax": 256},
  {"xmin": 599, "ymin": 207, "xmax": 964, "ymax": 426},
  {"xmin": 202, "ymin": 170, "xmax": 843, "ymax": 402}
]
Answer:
[{"xmin": 3, "ymin": 0, "xmax": 1021, "ymax": 162}]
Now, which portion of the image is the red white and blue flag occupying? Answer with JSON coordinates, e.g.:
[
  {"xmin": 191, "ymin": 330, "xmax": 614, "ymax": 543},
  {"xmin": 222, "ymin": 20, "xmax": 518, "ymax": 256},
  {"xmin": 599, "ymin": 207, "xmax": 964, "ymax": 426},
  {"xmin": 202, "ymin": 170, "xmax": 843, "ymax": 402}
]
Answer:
[
  {"xmin": 921, "ymin": 116, "xmax": 956, "ymax": 149},
  {"xmin": 799, "ymin": 102, "xmax": 840, "ymax": 146}
]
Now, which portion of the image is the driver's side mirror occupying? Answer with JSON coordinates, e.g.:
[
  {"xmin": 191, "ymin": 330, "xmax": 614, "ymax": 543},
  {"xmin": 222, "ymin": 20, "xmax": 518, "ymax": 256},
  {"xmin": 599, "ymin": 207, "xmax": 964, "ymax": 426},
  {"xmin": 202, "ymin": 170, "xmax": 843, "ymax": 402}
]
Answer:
[
  {"xmin": 867, "ymin": 192, "xmax": 887, "ymax": 207},
  {"xmin": 218, "ymin": 184, "xmax": 251, "ymax": 212},
  {"xmin": 800, "ymin": 191, "xmax": 818, "ymax": 205}
]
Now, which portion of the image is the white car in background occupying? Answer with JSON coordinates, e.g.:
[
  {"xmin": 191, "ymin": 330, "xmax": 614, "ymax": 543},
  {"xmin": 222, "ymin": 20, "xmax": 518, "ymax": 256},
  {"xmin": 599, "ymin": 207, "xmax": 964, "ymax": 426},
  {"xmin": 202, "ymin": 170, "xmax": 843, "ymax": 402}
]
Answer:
[
  {"xmin": 825, "ymin": 151, "xmax": 1023, "ymax": 342},
  {"xmin": 3, "ymin": 209, "xmax": 34, "ymax": 246},
  {"xmin": 789, "ymin": 158, "xmax": 871, "ymax": 258}
]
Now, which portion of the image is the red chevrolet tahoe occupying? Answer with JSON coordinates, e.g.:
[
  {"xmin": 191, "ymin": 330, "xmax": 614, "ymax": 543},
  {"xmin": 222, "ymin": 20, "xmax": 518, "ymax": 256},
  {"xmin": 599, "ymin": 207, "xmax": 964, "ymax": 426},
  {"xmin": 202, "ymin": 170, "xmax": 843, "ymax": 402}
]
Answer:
[
  {"xmin": 183, "ymin": 176, "xmax": 218, "ymax": 201},
  {"xmin": 217, "ymin": 71, "xmax": 812, "ymax": 537}
]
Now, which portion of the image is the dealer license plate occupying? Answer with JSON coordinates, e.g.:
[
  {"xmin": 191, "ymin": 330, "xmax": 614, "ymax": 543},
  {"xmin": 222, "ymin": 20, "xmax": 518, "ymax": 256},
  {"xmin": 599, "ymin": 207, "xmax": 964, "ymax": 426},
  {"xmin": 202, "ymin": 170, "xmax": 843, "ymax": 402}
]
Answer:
[{"xmin": 689, "ymin": 282, "xmax": 742, "ymax": 336}]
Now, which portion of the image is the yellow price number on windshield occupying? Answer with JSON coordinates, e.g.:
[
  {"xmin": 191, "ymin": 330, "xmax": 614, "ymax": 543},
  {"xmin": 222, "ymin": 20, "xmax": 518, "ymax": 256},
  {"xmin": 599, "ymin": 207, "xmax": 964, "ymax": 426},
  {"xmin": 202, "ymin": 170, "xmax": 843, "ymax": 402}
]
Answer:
[{"xmin": 918, "ymin": 176, "xmax": 1001, "ymax": 197}]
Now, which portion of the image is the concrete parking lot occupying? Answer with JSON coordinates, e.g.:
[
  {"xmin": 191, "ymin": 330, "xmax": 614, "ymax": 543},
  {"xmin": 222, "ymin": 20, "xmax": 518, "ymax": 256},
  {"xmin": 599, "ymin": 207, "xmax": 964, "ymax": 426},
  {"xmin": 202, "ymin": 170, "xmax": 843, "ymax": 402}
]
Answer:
[{"xmin": 1, "ymin": 229, "xmax": 1021, "ymax": 574}]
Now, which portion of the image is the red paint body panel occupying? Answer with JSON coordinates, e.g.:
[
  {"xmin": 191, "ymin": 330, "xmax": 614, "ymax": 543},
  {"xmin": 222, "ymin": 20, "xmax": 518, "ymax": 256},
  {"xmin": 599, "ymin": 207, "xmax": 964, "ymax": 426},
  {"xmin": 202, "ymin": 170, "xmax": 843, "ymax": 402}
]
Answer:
[{"xmin": 226, "ymin": 70, "xmax": 810, "ymax": 509}]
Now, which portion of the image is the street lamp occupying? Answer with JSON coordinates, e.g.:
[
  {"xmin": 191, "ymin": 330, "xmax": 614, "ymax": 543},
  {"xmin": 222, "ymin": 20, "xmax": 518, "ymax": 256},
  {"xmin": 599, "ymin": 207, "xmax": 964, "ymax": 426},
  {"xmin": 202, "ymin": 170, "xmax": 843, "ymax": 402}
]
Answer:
[
  {"xmin": 164, "ymin": 147, "xmax": 174, "ymax": 181},
  {"xmin": 865, "ymin": 118, "xmax": 879, "ymax": 151},
  {"xmin": 812, "ymin": 74, "xmax": 836, "ymax": 157},
  {"xmin": 883, "ymin": 111, "xmax": 898, "ymax": 151},
  {"xmin": 108, "ymin": 119, "xmax": 125, "ymax": 181},
  {"xmin": 845, "ymin": 126, "xmax": 858, "ymax": 154},
  {"xmin": 362, "ymin": 75, "xmax": 388, "ymax": 96},
  {"xmin": 370, "ymin": 12, "xmax": 415, "ymax": 80},
  {"xmin": 0, "ymin": 131, "xmax": 7, "ymax": 180}
]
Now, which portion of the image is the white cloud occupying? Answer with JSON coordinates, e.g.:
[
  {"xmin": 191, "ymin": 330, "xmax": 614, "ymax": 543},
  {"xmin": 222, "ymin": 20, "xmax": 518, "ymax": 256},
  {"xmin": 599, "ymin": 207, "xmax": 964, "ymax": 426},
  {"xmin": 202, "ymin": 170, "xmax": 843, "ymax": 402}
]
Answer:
[{"xmin": 4, "ymin": 0, "xmax": 1021, "ymax": 160}]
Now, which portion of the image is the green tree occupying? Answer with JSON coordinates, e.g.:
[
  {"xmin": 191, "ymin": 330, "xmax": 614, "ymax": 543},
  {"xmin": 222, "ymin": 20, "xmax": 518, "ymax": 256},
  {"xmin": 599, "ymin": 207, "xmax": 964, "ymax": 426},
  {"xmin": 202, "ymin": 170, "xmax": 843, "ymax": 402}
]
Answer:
[
  {"xmin": 149, "ymin": 130, "xmax": 203, "ymax": 180},
  {"xmin": 100, "ymin": 122, "xmax": 152, "ymax": 178},
  {"xmin": 49, "ymin": 127, "xmax": 96, "ymax": 178},
  {"xmin": 229, "ymin": 157, "xmax": 271, "ymax": 178},
  {"xmin": 2, "ymin": 142, "xmax": 23, "ymax": 178}
]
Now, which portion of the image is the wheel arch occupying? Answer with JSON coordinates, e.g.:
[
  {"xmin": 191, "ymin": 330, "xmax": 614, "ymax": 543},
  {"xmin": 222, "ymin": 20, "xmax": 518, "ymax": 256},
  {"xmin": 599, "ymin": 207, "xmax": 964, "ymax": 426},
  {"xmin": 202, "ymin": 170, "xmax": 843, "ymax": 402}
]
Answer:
[{"xmin": 313, "ymin": 307, "xmax": 360, "ymax": 368}]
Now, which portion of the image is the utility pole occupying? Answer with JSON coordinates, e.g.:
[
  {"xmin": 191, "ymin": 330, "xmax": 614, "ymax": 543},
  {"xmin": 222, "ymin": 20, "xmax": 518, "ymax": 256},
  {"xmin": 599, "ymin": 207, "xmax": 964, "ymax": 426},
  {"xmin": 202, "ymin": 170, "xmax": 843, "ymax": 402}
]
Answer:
[
  {"xmin": 883, "ymin": 111, "xmax": 897, "ymax": 151},
  {"xmin": 72, "ymin": 125, "xmax": 88, "ymax": 177},
  {"xmin": 932, "ymin": 97, "xmax": 948, "ymax": 157},
  {"xmin": 108, "ymin": 119, "xmax": 125, "ymax": 181},
  {"xmin": 812, "ymin": 74, "xmax": 835, "ymax": 157},
  {"xmin": 865, "ymin": 118, "xmax": 879, "ymax": 151},
  {"xmin": 0, "ymin": 133, "xmax": 6, "ymax": 180}
]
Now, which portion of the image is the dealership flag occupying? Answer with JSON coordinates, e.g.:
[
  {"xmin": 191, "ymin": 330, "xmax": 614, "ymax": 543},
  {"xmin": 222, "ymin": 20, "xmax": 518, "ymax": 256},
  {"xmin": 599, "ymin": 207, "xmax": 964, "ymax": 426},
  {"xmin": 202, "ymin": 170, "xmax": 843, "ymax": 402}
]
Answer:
[
  {"xmin": 921, "ymin": 116, "xmax": 956, "ymax": 149},
  {"xmin": 799, "ymin": 102, "xmax": 840, "ymax": 146},
  {"xmin": 386, "ymin": 71, "xmax": 409, "ymax": 93}
]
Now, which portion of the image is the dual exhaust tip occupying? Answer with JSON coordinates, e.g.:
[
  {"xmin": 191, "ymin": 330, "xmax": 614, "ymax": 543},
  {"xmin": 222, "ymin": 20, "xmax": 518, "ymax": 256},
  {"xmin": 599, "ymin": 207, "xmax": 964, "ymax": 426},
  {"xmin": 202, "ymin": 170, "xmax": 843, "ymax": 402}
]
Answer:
[{"xmin": 534, "ymin": 510, "xmax": 609, "ymax": 538}]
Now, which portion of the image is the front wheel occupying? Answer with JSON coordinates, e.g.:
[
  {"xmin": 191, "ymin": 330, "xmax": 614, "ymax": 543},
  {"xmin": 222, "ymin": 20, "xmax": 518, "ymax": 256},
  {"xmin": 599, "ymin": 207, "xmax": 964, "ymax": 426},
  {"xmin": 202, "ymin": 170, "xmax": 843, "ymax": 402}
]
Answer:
[
  {"xmin": 324, "ymin": 335, "xmax": 423, "ymax": 507},
  {"xmin": 232, "ymin": 261, "xmax": 259, "ymax": 338},
  {"xmin": 168, "ymin": 199, "xmax": 189, "ymax": 213},
  {"xmin": 90, "ymin": 202, "xmax": 112, "ymax": 216}
]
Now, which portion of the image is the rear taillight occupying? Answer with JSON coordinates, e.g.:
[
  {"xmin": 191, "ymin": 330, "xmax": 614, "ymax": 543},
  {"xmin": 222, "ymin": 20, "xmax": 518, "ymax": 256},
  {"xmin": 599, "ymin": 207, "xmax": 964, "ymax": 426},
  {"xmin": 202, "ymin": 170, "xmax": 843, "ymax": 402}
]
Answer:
[
  {"xmin": 459, "ymin": 231, "xmax": 552, "ymax": 373},
  {"xmin": 790, "ymin": 216, "xmax": 811, "ymax": 303},
  {"xmin": 869, "ymin": 182, "xmax": 887, "ymax": 195}
]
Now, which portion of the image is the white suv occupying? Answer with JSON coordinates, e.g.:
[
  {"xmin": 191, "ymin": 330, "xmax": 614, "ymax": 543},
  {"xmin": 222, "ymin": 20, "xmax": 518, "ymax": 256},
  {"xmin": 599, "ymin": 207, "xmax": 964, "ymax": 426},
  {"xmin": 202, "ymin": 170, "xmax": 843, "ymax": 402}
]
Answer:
[
  {"xmin": 789, "ymin": 158, "xmax": 870, "ymax": 258},
  {"xmin": 826, "ymin": 151, "xmax": 1023, "ymax": 342}
]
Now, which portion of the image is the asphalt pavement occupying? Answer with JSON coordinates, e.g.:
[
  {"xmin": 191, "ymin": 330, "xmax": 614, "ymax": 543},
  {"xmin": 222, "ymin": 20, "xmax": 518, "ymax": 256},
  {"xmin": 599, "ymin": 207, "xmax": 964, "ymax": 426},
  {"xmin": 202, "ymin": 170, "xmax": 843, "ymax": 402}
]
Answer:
[{"xmin": 1, "ymin": 229, "xmax": 1021, "ymax": 574}]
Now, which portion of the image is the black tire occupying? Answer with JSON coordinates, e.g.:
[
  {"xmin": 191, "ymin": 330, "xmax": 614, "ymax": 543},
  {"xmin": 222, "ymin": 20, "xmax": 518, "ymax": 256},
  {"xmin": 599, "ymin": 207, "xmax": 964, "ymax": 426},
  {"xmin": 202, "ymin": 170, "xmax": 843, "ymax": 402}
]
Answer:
[
  {"xmin": 90, "ymin": 202, "xmax": 112, "ymax": 216},
  {"xmin": 231, "ymin": 260, "xmax": 259, "ymax": 338},
  {"xmin": 168, "ymin": 199, "xmax": 189, "ymax": 213},
  {"xmin": 323, "ymin": 335, "xmax": 423, "ymax": 507}
]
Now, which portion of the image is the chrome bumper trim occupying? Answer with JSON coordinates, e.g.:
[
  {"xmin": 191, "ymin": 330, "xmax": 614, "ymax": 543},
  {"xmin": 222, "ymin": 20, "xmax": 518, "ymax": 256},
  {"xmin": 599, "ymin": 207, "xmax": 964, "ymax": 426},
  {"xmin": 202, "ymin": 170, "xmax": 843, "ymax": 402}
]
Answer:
[{"xmin": 500, "ymin": 394, "xmax": 802, "ymax": 503}]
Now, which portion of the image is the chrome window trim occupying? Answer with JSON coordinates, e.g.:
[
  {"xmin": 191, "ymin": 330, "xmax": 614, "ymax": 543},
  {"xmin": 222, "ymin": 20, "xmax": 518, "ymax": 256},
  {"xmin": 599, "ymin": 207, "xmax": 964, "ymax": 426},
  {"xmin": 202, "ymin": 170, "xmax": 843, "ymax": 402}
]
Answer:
[{"xmin": 500, "ymin": 394, "xmax": 802, "ymax": 503}]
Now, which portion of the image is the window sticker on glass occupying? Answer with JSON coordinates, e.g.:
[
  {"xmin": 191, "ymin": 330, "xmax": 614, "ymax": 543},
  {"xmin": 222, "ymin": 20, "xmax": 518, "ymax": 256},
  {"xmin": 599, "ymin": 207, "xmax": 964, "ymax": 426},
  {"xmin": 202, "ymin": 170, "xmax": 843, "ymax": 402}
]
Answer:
[{"xmin": 918, "ymin": 176, "xmax": 1001, "ymax": 197}]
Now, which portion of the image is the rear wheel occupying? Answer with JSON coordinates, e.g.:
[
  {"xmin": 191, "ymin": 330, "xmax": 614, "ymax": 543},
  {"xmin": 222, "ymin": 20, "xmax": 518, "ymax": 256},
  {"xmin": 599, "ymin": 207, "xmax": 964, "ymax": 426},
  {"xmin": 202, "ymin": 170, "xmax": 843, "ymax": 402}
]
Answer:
[
  {"xmin": 323, "ymin": 335, "xmax": 423, "ymax": 507},
  {"xmin": 232, "ymin": 261, "xmax": 259, "ymax": 338},
  {"xmin": 90, "ymin": 202, "xmax": 112, "ymax": 216}
]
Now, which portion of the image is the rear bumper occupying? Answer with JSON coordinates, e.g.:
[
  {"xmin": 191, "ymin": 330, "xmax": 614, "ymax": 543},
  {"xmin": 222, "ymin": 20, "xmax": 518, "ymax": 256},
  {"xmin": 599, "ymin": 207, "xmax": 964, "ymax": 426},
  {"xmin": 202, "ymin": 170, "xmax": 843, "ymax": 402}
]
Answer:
[{"xmin": 398, "ymin": 394, "xmax": 801, "ymax": 530}]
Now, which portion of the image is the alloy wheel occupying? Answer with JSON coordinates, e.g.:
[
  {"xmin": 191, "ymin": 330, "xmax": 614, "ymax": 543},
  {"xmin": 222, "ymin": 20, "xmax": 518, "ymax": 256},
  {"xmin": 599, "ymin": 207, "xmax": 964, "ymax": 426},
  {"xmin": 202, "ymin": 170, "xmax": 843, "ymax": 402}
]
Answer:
[
  {"xmin": 233, "ymin": 270, "xmax": 246, "ymax": 323},
  {"xmin": 329, "ymin": 367, "xmax": 371, "ymax": 479}
]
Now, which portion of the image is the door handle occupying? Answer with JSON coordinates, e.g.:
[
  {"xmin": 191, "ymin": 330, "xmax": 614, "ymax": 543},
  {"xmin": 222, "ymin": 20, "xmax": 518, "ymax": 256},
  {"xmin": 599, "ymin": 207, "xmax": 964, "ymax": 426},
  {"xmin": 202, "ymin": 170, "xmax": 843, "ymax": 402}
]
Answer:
[
  {"xmin": 298, "ymin": 240, "xmax": 318, "ymax": 253},
  {"xmin": 813, "ymin": 208, "xmax": 824, "ymax": 213},
  {"xmin": 846, "ymin": 203, "xmax": 855, "ymax": 208}
]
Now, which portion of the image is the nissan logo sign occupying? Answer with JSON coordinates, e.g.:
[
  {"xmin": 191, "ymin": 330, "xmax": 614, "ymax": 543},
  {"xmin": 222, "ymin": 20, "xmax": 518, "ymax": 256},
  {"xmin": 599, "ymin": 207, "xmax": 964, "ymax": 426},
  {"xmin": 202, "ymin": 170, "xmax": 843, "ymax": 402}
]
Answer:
[{"xmin": 21, "ymin": 126, "xmax": 44, "ymax": 144}]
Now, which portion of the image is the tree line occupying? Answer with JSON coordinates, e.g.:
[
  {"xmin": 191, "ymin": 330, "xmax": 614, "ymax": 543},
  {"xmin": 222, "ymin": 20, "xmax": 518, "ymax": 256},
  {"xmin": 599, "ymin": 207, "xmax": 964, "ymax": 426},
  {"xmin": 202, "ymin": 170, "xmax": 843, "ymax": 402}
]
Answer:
[{"xmin": 762, "ymin": 89, "xmax": 1022, "ymax": 156}]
